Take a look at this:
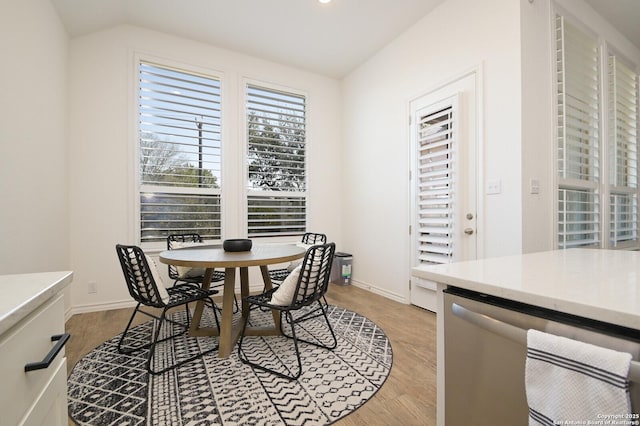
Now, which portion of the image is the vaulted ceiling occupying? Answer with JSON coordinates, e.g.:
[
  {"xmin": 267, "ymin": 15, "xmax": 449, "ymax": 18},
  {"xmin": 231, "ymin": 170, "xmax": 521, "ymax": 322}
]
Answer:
[
  {"xmin": 50, "ymin": 0, "xmax": 445, "ymax": 78},
  {"xmin": 584, "ymin": 0, "xmax": 640, "ymax": 54},
  {"xmin": 50, "ymin": 0, "xmax": 640, "ymax": 79}
]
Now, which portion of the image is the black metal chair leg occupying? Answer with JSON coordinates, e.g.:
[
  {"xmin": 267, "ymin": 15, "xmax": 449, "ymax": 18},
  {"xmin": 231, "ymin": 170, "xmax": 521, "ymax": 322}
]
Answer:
[
  {"xmin": 146, "ymin": 303, "xmax": 220, "ymax": 376},
  {"xmin": 184, "ymin": 303, "xmax": 191, "ymax": 327},
  {"xmin": 145, "ymin": 309, "xmax": 167, "ymax": 374},
  {"xmin": 237, "ymin": 311, "xmax": 302, "ymax": 380},
  {"xmin": 284, "ymin": 311, "xmax": 303, "ymax": 380},
  {"xmin": 209, "ymin": 297, "xmax": 221, "ymax": 330},
  {"xmin": 117, "ymin": 303, "xmax": 145, "ymax": 354},
  {"xmin": 280, "ymin": 302, "xmax": 337, "ymax": 351},
  {"xmin": 118, "ymin": 303, "xmax": 176, "ymax": 355}
]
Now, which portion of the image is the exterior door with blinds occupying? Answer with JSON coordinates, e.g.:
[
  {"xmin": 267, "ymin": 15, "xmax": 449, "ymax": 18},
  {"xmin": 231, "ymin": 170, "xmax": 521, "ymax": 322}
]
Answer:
[{"xmin": 409, "ymin": 73, "xmax": 478, "ymax": 312}]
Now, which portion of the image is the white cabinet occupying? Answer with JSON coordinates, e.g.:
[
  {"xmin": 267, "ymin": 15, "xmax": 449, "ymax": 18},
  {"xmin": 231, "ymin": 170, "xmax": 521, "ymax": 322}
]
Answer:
[{"xmin": 0, "ymin": 272, "xmax": 72, "ymax": 426}]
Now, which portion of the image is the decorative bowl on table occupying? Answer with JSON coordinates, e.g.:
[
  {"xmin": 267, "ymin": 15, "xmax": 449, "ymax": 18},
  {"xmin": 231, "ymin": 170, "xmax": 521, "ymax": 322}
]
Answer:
[{"xmin": 223, "ymin": 238, "xmax": 252, "ymax": 252}]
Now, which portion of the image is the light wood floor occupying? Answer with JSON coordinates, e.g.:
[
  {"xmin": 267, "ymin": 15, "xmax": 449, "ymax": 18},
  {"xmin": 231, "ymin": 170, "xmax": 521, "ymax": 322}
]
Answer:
[{"xmin": 65, "ymin": 284, "xmax": 437, "ymax": 425}]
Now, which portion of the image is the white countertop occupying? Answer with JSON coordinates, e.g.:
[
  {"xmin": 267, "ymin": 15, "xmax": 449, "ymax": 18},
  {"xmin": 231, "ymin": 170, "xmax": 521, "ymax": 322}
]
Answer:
[
  {"xmin": 412, "ymin": 249, "xmax": 640, "ymax": 330},
  {"xmin": 0, "ymin": 271, "xmax": 73, "ymax": 336}
]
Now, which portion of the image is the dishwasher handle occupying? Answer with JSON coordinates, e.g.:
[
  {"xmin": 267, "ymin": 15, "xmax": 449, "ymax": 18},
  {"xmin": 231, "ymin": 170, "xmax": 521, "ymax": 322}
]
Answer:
[{"xmin": 451, "ymin": 303, "xmax": 640, "ymax": 383}]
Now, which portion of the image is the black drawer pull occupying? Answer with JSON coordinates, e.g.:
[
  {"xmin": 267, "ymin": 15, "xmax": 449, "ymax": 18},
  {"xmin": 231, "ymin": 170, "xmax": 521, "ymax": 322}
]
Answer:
[{"xmin": 24, "ymin": 333, "xmax": 70, "ymax": 372}]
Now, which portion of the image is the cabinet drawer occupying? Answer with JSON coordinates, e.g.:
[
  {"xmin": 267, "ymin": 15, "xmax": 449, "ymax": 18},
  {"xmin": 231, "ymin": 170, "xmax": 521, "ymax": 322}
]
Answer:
[
  {"xmin": 21, "ymin": 358, "xmax": 67, "ymax": 426},
  {"xmin": 0, "ymin": 295, "xmax": 66, "ymax": 426}
]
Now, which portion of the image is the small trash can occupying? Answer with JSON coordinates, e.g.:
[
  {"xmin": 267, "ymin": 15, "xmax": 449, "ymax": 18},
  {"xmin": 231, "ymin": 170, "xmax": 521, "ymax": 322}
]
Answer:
[{"xmin": 330, "ymin": 252, "xmax": 353, "ymax": 285}]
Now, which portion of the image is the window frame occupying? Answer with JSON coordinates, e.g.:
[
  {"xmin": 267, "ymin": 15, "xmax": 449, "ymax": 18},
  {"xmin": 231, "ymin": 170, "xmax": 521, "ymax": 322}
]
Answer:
[
  {"xmin": 134, "ymin": 55, "xmax": 224, "ymax": 250},
  {"xmin": 243, "ymin": 79, "xmax": 309, "ymax": 239},
  {"xmin": 606, "ymin": 46, "xmax": 639, "ymax": 248}
]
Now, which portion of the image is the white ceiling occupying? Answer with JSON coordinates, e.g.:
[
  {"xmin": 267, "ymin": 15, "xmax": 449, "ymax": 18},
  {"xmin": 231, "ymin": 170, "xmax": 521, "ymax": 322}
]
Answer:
[
  {"xmin": 50, "ymin": 0, "xmax": 445, "ymax": 78},
  {"xmin": 50, "ymin": 0, "xmax": 640, "ymax": 79},
  {"xmin": 584, "ymin": 0, "xmax": 640, "ymax": 53}
]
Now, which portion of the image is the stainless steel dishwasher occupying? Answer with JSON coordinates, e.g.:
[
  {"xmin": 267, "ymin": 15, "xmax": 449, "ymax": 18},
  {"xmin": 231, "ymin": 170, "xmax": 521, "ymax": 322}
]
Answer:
[{"xmin": 443, "ymin": 287, "xmax": 640, "ymax": 425}]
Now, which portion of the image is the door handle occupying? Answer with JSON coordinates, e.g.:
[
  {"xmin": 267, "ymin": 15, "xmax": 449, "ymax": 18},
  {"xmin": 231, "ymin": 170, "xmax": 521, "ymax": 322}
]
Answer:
[
  {"xmin": 464, "ymin": 228, "xmax": 474, "ymax": 235},
  {"xmin": 24, "ymin": 333, "xmax": 70, "ymax": 372}
]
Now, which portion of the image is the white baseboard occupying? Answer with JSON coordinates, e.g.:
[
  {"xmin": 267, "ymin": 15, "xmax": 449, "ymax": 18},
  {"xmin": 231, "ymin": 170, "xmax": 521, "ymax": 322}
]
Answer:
[
  {"xmin": 67, "ymin": 299, "xmax": 137, "ymax": 319},
  {"xmin": 347, "ymin": 279, "xmax": 409, "ymax": 304}
]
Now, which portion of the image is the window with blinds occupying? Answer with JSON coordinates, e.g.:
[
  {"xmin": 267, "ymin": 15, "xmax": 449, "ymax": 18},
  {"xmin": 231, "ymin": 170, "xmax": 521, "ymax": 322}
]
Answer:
[
  {"xmin": 246, "ymin": 84, "xmax": 306, "ymax": 237},
  {"xmin": 138, "ymin": 61, "xmax": 222, "ymax": 243},
  {"xmin": 555, "ymin": 12, "xmax": 640, "ymax": 249},
  {"xmin": 608, "ymin": 55, "xmax": 639, "ymax": 246},
  {"xmin": 416, "ymin": 106, "xmax": 455, "ymax": 265},
  {"xmin": 556, "ymin": 15, "xmax": 601, "ymax": 249}
]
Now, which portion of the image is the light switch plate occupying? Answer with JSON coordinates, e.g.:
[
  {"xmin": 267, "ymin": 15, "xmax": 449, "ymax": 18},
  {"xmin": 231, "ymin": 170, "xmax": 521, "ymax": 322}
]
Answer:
[
  {"xmin": 530, "ymin": 178, "xmax": 540, "ymax": 194},
  {"xmin": 486, "ymin": 179, "xmax": 501, "ymax": 195}
]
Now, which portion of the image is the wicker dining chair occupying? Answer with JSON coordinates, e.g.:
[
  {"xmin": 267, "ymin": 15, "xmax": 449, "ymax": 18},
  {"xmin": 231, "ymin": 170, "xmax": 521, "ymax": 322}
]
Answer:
[
  {"xmin": 167, "ymin": 233, "xmax": 238, "ymax": 313},
  {"xmin": 238, "ymin": 242, "xmax": 337, "ymax": 380},
  {"xmin": 267, "ymin": 232, "xmax": 327, "ymax": 284},
  {"xmin": 115, "ymin": 244, "xmax": 220, "ymax": 375}
]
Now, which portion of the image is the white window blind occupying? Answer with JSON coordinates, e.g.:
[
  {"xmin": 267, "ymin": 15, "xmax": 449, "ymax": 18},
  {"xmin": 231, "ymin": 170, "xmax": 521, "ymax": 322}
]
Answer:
[
  {"xmin": 558, "ymin": 188, "xmax": 600, "ymax": 247},
  {"xmin": 246, "ymin": 84, "xmax": 306, "ymax": 237},
  {"xmin": 416, "ymin": 106, "xmax": 455, "ymax": 264},
  {"xmin": 608, "ymin": 54, "xmax": 639, "ymax": 246},
  {"xmin": 610, "ymin": 193, "xmax": 637, "ymax": 245},
  {"xmin": 138, "ymin": 61, "xmax": 222, "ymax": 243},
  {"xmin": 556, "ymin": 15, "xmax": 601, "ymax": 248}
]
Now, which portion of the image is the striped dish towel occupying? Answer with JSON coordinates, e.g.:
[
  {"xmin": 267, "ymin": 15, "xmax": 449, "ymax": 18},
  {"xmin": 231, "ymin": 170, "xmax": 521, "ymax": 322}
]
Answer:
[{"xmin": 525, "ymin": 329, "xmax": 632, "ymax": 426}]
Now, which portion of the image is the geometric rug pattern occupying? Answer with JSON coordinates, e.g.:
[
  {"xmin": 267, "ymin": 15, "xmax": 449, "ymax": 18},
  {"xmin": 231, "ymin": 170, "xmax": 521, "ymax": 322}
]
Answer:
[{"xmin": 68, "ymin": 304, "xmax": 392, "ymax": 425}]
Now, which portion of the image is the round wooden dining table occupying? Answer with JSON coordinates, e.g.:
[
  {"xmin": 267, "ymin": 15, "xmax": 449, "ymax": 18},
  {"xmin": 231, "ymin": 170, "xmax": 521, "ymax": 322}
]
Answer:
[{"xmin": 158, "ymin": 243, "xmax": 306, "ymax": 358}]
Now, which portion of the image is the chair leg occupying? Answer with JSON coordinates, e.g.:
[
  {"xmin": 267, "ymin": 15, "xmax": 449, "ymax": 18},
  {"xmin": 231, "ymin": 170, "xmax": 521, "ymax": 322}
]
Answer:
[
  {"xmin": 321, "ymin": 295, "xmax": 329, "ymax": 308},
  {"xmin": 145, "ymin": 309, "xmax": 167, "ymax": 374},
  {"xmin": 117, "ymin": 303, "xmax": 154, "ymax": 354},
  {"xmin": 184, "ymin": 302, "xmax": 191, "ymax": 327},
  {"xmin": 147, "ymin": 303, "xmax": 221, "ymax": 375},
  {"xmin": 237, "ymin": 311, "xmax": 251, "ymax": 361},
  {"xmin": 280, "ymin": 301, "xmax": 337, "ymax": 351},
  {"xmin": 238, "ymin": 309, "xmax": 302, "ymax": 380},
  {"xmin": 283, "ymin": 311, "xmax": 303, "ymax": 380},
  {"xmin": 317, "ymin": 304, "xmax": 338, "ymax": 350},
  {"xmin": 209, "ymin": 297, "xmax": 221, "ymax": 330},
  {"xmin": 233, "ymin": 294, "xmax": 240, "ymax": 314},
  {"xmin": 211, "ymin": 290, "xmax": 239, "ymax": 314}
]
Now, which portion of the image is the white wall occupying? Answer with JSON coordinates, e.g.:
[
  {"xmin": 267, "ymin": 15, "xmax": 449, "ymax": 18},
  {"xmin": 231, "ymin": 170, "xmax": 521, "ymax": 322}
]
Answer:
[
  {"xmin": 520, "ymin": 0, "xmax": 554, "ymax": 253},
  {"xmin": 0, "ymin": 0, "xmax": 69, "ymax": 274},
  {"xmin": 341, "ymin": 0, "xmax": 523, "ymax": 302},
  {"xmin": 67, "ymin": 25, "xmax": 343, "ymax": 312}
]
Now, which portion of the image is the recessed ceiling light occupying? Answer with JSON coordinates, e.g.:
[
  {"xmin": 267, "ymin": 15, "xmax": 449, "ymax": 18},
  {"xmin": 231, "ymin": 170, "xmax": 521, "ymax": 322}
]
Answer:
[{"xmin": 318, "ymin": 0, "xmax": 332, "ymax": 4}]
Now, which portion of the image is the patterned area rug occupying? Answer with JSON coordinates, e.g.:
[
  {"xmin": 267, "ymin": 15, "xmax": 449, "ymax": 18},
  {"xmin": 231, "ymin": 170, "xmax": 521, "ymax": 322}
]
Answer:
[{"xmin": 67, "ymin": 304, "xmax": 392, "ymax": 425}]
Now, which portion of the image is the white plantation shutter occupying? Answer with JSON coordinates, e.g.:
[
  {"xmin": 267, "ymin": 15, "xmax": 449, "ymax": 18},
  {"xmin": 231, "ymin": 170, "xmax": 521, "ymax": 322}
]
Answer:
[
  {"xmin": 556, "ymin": 15, "xmax": 601, "ymax": 248},
  {"xmin": 558, "ymin": 188, "xmax": 600, "ymax": 247},
  {"xmin": 246, "ymin": 84, "xmax": 307, "ymax": 237},
  {"xmin": 417, "ymin": 105, "xmax": 455, "ymax": 264},
  {"xmin": 555, "ymin": 11, "xmax": 640, "ymax": 250},
  {"xmin": 608, "ymin": 55, "xmax": 639, "ymax": 246},
  {"xmin": 138, "ymin": 61, "xmax": 222, "ymax": 243},
  {"xmin": 610, "ymin": 193, "xmax": 637, "ymax": 245}
]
